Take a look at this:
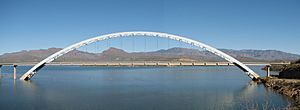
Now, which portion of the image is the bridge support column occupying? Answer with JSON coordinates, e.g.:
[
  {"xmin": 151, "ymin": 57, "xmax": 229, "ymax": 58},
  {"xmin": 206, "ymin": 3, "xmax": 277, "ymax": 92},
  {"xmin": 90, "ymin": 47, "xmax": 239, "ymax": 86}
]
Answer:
[
  {"xmin": 266, "ymin": 65, "xmax": 271, "ymax": 77},
  {"xmin": 0, "ymin": 65, "xmax": 2, "ymax": 79},
  {"xmin": 13, "ymin": 65, "xmax": 17, "ymax": 80}
]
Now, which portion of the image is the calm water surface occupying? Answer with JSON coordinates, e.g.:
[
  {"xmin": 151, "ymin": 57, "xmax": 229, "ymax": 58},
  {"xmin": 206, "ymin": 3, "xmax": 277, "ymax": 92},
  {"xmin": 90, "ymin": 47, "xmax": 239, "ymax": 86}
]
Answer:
[{"xmin": 0, "ymin": 66, "xmax": 290, "ymax": 110}]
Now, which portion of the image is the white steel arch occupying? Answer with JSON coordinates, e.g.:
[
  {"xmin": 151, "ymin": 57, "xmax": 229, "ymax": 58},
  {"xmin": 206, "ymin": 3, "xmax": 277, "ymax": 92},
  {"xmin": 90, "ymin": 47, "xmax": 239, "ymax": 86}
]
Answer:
[{"xmin": 20, "ymin": 31, "xmax": 260, "ymax": 80}]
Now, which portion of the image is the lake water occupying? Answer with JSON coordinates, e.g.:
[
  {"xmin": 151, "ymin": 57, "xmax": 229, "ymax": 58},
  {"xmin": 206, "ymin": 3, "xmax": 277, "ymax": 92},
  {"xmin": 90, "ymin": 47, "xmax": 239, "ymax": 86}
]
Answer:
[{"xmin": 0, "ymin": 65, "xmax": 291, "ymax": 110}]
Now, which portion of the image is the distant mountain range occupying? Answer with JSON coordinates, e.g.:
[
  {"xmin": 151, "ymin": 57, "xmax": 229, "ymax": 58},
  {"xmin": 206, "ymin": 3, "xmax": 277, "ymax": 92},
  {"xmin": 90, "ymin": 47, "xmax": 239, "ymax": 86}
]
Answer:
[{"xmin": 0, "ymin": 47, "xmax": 299, "ymax": 63}]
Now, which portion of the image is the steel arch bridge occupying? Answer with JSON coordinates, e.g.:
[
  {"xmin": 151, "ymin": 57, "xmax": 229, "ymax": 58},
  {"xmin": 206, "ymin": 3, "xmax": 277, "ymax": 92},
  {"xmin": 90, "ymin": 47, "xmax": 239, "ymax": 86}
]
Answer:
[{"xmin": 20, "ymin": 31, "xmax": 260, "ymax": 80}]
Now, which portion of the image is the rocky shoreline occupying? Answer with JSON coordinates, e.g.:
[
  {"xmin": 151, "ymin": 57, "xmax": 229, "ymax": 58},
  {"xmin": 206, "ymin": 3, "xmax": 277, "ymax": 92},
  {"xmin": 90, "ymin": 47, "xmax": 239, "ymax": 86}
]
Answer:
[{"xmin": 262, "ymin": 77, "xmax": 300, "ymax": 109}]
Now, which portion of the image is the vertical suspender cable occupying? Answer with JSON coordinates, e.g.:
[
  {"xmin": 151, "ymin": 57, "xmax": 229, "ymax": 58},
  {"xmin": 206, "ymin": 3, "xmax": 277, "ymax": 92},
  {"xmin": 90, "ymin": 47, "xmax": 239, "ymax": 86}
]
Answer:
[
  {"xmin": 156, "ymin": 37, "xmax": 159, "ymax": 62},
  {"xmin": 133, "ymin": 37, "xmax": 135, "ymax": 52},
  {"xmin": 120, "ymin": 38, "xmax": 123, "ymax": 49},
  {"xmin": 168, "ymin": 39, "xmax": 170, "ymax": 49},
  {"xmin": 156, "ymin": 37, "xmax": 158, "ymax": 49},
  {"xmin": 106, "ymin": 38, "xmax": 109, "ymax": 50},
  {"xmin": 144, "ymin": 37, "xmax": 146, "ymax": 52},
  {"xmin": 86, "ymin": 46, "xmax": 88, "ymax": 62}
]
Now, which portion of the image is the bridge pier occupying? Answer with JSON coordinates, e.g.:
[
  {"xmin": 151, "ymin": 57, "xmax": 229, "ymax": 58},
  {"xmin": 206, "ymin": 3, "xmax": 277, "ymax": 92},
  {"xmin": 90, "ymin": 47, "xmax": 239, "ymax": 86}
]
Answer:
[
  {"xmin": 266, "ymin": 65, "xmax": 271, "ymax": 77},
  {"xmin": 13, "ymin": 65, "xmax": 17, "ymax": 80},
  {"xmin": 0, "ymin": 65, "xmax": 2, "ymax": 79}
]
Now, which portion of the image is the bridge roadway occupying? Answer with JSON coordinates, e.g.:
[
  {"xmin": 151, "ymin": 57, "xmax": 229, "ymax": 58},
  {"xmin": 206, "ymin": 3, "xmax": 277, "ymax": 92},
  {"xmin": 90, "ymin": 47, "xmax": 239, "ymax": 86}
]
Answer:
[
  {"xmin": 0, "ymin": 62, "xmax": 288, "ymax": 80},
  {"xmin": 0, "ymin": 62, "xmax": 290, "ymax": 66}
]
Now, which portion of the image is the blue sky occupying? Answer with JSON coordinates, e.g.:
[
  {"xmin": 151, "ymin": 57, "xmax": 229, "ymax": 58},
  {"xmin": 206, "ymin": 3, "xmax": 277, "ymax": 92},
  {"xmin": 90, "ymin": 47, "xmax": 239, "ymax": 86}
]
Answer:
[{"xmin": 0, "ymin": 0, "xmax": 299, "ymax": 54}]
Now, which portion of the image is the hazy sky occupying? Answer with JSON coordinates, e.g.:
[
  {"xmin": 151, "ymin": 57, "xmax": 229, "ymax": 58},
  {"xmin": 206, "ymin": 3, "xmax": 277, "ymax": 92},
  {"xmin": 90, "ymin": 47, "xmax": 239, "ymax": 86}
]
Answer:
[{"xmin": 1, "ymin": 0, "xmax": 299, "ymax": 54}]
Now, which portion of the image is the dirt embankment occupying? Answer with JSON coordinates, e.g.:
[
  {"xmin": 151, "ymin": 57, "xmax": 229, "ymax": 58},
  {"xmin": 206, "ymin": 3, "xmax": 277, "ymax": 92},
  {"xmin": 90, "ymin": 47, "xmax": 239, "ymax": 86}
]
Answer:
[{"xmin": 263, "ymin": 78, "xmax": 300, "ymax": 109}]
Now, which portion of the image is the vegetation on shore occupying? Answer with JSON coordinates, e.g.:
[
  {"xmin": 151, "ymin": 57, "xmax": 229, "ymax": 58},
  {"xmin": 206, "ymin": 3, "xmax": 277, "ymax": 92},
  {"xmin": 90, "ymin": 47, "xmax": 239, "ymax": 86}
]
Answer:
[{"xmin": 279, "ymin": 59, "xmax": 300, "ymax": 79}]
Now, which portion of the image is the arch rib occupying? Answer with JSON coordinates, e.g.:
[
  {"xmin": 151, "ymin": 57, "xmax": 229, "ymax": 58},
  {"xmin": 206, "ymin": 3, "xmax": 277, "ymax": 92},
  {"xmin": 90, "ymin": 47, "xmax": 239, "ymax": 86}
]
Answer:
[{"xmin": 20, "ymin": 31, "xmax": 260, "ymax": 80}]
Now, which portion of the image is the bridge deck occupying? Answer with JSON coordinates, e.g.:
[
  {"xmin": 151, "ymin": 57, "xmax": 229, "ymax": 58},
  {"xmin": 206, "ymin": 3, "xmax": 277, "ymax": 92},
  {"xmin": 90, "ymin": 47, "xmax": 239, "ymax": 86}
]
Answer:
[{"xmin": 0, "ymin": 62, "xmax": 288, "ymax": 66}]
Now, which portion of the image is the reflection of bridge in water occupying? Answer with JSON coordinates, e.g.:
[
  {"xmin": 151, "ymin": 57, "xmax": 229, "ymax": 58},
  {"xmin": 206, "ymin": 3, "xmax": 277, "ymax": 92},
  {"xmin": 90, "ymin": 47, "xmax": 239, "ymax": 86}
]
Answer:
[
  {"xmin": 2, "ymin": 31, "xmax": 264, "ymax": 80},
  {"xmin": 0, "ymin": 75, "xmax": 270, "ymax": 110}
]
